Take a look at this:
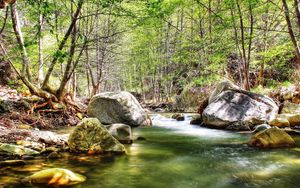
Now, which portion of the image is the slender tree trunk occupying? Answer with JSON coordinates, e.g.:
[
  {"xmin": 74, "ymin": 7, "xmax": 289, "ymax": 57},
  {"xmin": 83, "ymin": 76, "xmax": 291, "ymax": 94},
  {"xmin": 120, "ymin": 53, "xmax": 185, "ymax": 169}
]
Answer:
[
  {"xmin": 56, "ymin": 25, "xmax": 77, "ymax": 100},
  {"xmin": 71, "ymin": 72, "xmax": 77, "ymax": 100},
  {"xmin": 294, "ymin": 0, "xmax": 300, "ymax": 34},
  {"xmin": 0, "ymin": 7, "xmax": 9, "ymax": 35},
  {"xmin": 236, "ymin": 0, "xmax": 250, "ymax": 90},
  {"xmin": 11, "ymin": 4, "xmax": 31, "ymax": 81},
  {"xmin": 282, "ymin": 0, "xmax": 300, "ymax": 65},
  {"xmin": 38, "ymin": 6, "xmax": 44, "ymax": 84},
  {"xmin": 42, "ymin": 0, "xmax": 84, "ymax": 90},
  {"xmin": 230, "ymin": 6, "xmax": 243, "ymax": 85}
]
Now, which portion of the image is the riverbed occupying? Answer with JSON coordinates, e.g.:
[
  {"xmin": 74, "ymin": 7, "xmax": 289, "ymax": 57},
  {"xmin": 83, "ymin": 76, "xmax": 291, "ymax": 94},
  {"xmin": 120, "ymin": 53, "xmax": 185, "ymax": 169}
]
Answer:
[{"xmin": 1, "ymin": 114, "xmax": 300, "ymax": 188}]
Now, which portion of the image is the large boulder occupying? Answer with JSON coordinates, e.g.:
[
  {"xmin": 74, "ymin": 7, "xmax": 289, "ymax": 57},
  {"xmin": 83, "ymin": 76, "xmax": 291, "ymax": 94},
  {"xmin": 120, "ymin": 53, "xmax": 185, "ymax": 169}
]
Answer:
[
  {"xmin": 249, "ymin": 128, "xmax": 295, "ymax": 148},
  {"xmin": 106, "ymin": 124, "xmax": 133, "ymax": 144},
  {"xmin": 87, "ymin": 91, "xmax": 152, "ymax": 127},
  {"xmin": 202, "ymin": 81, "xmax": 278, "ymax": 130},
  {"xmin": 68, "ymin": 118, "xmax": 125, "ymax": 154}
]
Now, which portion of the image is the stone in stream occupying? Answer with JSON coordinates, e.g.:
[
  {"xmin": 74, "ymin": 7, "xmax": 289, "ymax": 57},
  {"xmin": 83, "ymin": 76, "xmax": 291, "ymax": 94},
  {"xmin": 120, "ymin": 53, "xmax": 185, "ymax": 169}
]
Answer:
[
  {"xmin": 253, "ymin": 124, "xmax": 271, "ymax": 133},
  {"xmin": 25, "ymin": 168, "xmax": 86, "ymax": 187},
  {"xmin": 0, "ymin": 143, "xmax": 40, "ymax": 156},
  {"xmin": 87, "ymin": 91, "xmax": 152, "ymax": 127},
  {"xmin": 16, "ymin": 140, "xmax": 45, "ymax": 152},
  {"xmin": 202, "ymin": 80, "xmax": 278, "ymax": 131},
  {"xmin": 68, "ymin": 118, "xmax": 126, "ymax": 154},
  {"xmin": 281, "ymin": 101, "xmax": 300, "ymax": 114},
  {"xmin": 171, "ymin": 113, "xmax": 185, "ymax": 121},
  {"xmin": 0, "ymin": 160, "xmax": 25, "ymax": 167},
  {"xmin": 249, "ymin": 127, "xmax": 295, "ymax": 148},
  {"xmin": 269, "ymin": 113, "xmax": 300, "ymax": 127},
  {"xmin": 105, "ymin": 123, "xmax": 133, "ymax": 144},
  {"xmin": 268, "ymin": 115, "xmax": 290, "ymax": 127},
  {"xmin": 190, "ymin": 114, "xmax": 202, "ymax": 125}
]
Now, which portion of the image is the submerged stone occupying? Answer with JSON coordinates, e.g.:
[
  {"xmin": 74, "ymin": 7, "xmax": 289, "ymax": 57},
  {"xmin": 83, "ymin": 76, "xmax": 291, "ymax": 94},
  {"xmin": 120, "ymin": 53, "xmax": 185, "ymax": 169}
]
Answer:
[
  {"xmin": 27, "ymin": 168, "xmax": 86, "ymax": 187},
  {"xmin": 0, "ymin": 160, "xmax": 25, "ymax": 167},
  {"xmin": 249, "ymin": 128, "xmax": 295, "ymax": 148},
  {"xmin": 68, "ymin": 118, "xmax": 126, "ymax": 154},
  {"xmin": 106, "ymin": 123, "xmax": 133, "ymax": 144}
]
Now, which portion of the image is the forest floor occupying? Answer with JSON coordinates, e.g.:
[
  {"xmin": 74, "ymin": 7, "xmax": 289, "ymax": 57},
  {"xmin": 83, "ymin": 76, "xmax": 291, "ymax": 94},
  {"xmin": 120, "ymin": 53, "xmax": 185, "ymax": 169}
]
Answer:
[{"xmin": 0, "ymin": 85, "xmax": 85, "ymax": 143}]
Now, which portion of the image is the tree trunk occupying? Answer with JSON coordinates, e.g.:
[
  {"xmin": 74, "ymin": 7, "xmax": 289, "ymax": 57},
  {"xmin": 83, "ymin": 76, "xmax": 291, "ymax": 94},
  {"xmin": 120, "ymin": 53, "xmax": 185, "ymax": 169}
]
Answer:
[
  {"xmin": 38, "ymin": 8, "xmax": 44, "ymax": 84},
  {"xmin": 42, "ymin": 0, "xmax": 84, "ymax": 90},
  {"xmin": 282, "ymin": 0, "xmax": 300, "ymax": 65},
  {"xmin": 56, "ymin": 25, "xmax": 77, "ymax": 100},
  {"xmin": 236, "ymin": 0, "xmax": 250, "ymax": 90},
  {"xmin": 11, "ymin": 4, "xmax": 31, "ymax": 81},
  {"xmin": 294, "ymin": 0, "xmax": 300, "ymax": 34}
]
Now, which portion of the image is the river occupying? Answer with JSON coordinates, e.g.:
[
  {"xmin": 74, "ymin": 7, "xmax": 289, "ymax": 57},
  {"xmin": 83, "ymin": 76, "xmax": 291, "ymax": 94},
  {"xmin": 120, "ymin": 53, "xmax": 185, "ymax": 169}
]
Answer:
[{"xmin": 1, "ymin": 113, "xmax": 300, "ymax": 188}]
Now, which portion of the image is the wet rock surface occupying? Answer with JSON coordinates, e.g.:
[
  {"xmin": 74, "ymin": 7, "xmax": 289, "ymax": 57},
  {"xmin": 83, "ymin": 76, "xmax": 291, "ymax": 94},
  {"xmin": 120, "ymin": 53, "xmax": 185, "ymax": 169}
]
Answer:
[
  {"xmin": 68, "ymin": 118, "xmax": 126, "ymax": 154},
  {"xmin": 87, "ymin": 91, "xmax": 152, "ymax": 127},
  {"xmin": 249, "ymin": 128, "xmax": 295, "ymax": 148},
  {"xmin": 203, "ymin": 81, "xmax": 278, "ymax": 130}
]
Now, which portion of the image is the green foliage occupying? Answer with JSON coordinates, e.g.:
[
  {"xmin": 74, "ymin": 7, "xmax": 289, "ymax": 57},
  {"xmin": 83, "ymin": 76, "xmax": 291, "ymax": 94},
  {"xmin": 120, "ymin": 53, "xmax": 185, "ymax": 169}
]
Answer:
[{"xmin": 1, "ymin": 0, "xmax": 299, "ymax": 102}]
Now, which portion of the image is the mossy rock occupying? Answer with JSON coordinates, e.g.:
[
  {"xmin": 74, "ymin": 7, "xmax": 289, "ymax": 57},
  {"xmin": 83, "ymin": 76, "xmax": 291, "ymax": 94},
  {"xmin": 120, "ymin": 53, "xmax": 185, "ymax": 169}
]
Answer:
[
  {"xmin": 249, "ymin": 128, "xmax": 295, "ymax": 148},
  {"xmin": 190, "ymin": 115, "xmax": 202, "ymax": 125},
  {"xmin": 26, "ymin": 168, "xmax": 86, "ymax": 187},
  {"xmin": 0, "ymin": 143, "xmax": 40, "ymax": 156},
  {"xmin": 280, "ymin": 114, "xmax": 300, "ymax": 126},
  {"xmin": 68, "ymin": 118, "xmax": 126, "ymax": 154},
  {"xmin": 281, "ymin": 102, "xmax": 300, "ymax": 114},
  {"xmin": 268, "ymin": 116, "xmax": 290, "ymax": 127}
]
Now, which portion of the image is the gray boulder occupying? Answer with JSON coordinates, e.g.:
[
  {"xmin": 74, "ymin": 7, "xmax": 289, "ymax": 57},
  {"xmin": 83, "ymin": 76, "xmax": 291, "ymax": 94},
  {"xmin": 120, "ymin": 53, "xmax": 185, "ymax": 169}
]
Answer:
[
  {"xmin": 87, "ymin": 91, "xmax": 152, "ymax": 127},
  {"xmin": 203, "ymin": 81, "xmax": 278, "ymax": 130},
  {"xmin": 106, "ymin": 124, "xmax": 133, "ymax": 144},
  {"xmin": 68, "ymin": 118, "xmax": 125, "ymax": 154}
]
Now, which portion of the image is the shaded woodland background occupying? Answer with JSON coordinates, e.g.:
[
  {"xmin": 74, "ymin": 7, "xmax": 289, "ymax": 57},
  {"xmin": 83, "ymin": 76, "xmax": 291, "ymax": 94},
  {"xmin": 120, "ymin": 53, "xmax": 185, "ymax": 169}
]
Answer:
[{"xmin": 1, "ymin": 0, "xmax": 300, "ymax": 108}]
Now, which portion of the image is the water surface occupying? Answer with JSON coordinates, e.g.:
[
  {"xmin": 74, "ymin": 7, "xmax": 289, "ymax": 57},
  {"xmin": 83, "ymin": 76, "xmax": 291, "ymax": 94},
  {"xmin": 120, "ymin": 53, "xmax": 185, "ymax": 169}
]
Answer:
[{"xmin": 2, "ymin": 114, "xmax": 300, "ymax": 188}]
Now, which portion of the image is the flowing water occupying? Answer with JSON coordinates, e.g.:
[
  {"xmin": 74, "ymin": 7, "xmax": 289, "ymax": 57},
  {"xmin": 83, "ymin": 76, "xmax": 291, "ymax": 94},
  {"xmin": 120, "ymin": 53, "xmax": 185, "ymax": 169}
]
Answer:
[{"xmin": 2, "ymin": 113, "xmax": 300, "ymax": 188}]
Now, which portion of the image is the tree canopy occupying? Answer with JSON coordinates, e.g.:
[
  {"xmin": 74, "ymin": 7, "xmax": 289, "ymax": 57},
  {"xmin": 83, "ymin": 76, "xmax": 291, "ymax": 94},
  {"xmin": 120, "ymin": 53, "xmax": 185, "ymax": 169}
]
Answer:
[{"xmin": 0, "ymin": 0, "xmax": 300, "ymax": 103}]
